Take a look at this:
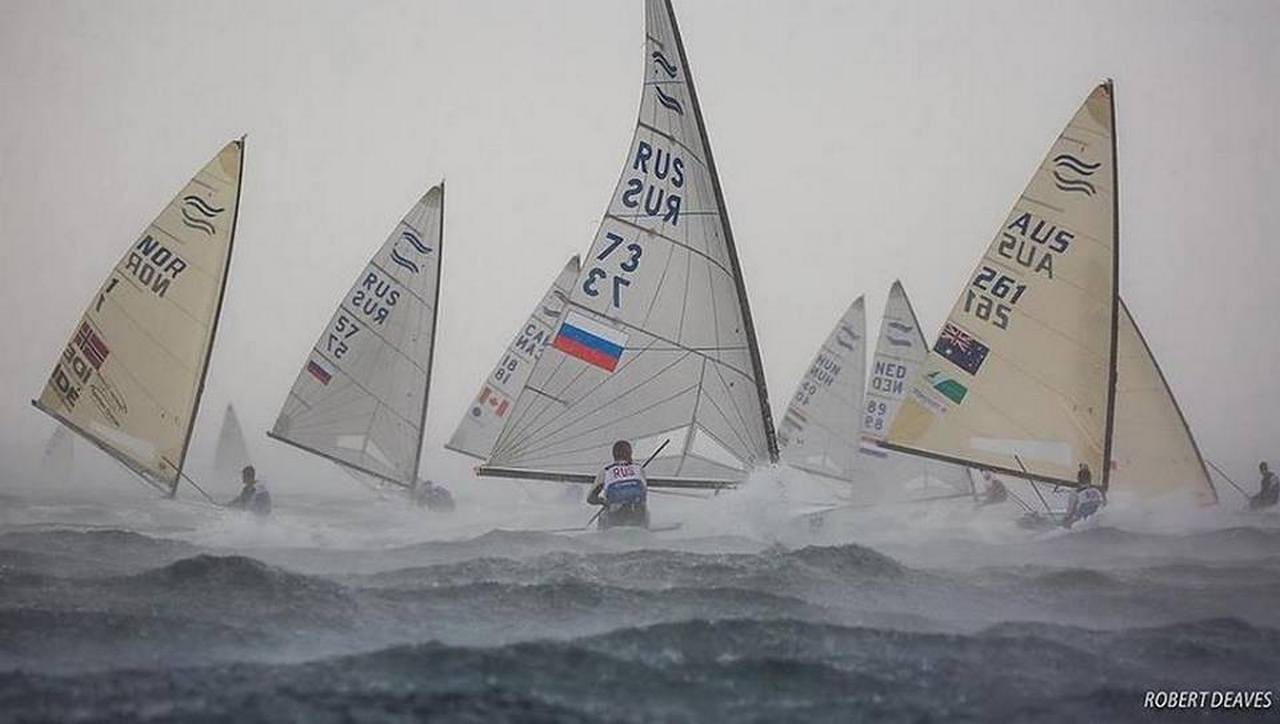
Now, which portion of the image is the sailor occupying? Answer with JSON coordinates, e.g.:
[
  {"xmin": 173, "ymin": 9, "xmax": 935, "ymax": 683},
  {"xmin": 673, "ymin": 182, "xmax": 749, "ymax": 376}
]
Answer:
[
  {"xmin": 976, "ymin": 470, "xmax": 1008, "ymax": 507},
  {"xmin": 1062, "ymin": 463, "xmax": 1104, "ymax": 528},
  {"xmin": 411, "ymin": 479, "xmax": 456, "ymax": 513},
  {"xmin": 225, "ymin": 465, "xmax": 271, "ymax": 517},
  {"xmin": 1250, "ymin": 461, "xmax": 1279, "ymax": 510},
  {"xmin": 587, "ymin": 440, "xmax": 649, "ymax": 529}
]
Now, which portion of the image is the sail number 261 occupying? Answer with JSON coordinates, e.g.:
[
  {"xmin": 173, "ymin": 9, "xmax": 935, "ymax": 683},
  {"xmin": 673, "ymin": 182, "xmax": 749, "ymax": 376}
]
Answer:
[
  {"xmin": 964, "ymin": 266, "xmax": 1026, "ymax": 330},
  {"xmin": 583, "ymin": 232, "xmax": 643, "ymax": 309}
]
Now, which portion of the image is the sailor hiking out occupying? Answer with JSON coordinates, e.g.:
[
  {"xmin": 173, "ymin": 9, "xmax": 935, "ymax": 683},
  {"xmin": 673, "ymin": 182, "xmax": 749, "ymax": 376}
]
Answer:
[
  {"xmin": 1062, "ymin": 463, "xmax": 1104, "ymax": 528},
  {"xmin": 1251, "ymin": 461, "xmax": 1278, "ymax": 511},
  {"xmin": 587, "ymin": 440, "xmax": 649, "ymax": 529},
  {"xmin": 225, "ymin": 465, "xmax": 271, "ymax": 517}
]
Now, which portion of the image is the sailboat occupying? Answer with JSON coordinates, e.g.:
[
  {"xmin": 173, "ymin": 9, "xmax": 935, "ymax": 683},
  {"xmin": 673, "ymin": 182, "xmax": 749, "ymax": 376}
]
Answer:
[
  {"xmin": 883, "ymin": 83, "xmax": 1120, "ymax": 491},
  {"xmin": 268, "ymin": 183, "xmax": 444, "ymax": 492},
  {"xmin": 858, "ymin": 282, "xmax": 970, "ymax": 499},
  {"xmin": 32, "ymin": 139, "xmax": 247, "ymax": 497},
  {"xmin": 476, "ymin": 0, "xmax": 778, "ymax": 488},
  {"xmin": 212, "ymin": 403, "xmax": 253, "ymax": 484},
  {"xmin": 446, "ymin": 255, "xmax": 580, "ymax": 461},
  {"xmin": 778, "ymin": 297, "xmax": 866, "ymax": 482}
]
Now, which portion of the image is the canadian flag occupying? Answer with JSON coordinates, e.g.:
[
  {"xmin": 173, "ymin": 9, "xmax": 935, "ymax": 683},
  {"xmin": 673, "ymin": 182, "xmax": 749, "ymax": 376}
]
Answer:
[{"xmin": 477, "ymin": 386, "xmax": 509, "ymax": 418}]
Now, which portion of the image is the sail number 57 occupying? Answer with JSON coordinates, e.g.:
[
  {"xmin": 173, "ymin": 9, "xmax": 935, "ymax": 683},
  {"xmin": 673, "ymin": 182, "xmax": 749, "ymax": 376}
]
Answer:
[{"xmin": 584, "ymin": 232, "xmax": 643, "ymax": 309}]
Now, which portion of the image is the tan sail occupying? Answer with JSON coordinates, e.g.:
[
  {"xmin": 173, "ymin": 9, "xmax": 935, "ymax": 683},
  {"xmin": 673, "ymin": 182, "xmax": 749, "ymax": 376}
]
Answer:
[
  {"xmin": 884, "ymin": 84, "xmax": 1119, "ymax": 487},
  {"xmin": 34, "ymin": 140, "xmax": 245, "ymax": 493},
  {"xmin": 1110, "ymin": 300, "xmax": 1216, "ymax": 504}
]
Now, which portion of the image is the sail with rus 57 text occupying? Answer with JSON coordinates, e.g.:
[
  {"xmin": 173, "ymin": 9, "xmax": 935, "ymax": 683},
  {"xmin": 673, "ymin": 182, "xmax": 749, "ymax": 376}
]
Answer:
[
  {"xmin": 778, "ymin": 297, "xmax": 865, "ymax": 482},
  {"xmin": 269, "ymin": 184, "xmax": 444, "ymax": 488},
  {"xmin": 883, "ymin": 83, "xmax": 1119, "ymax": 488},
  {"xmin": 32, "ymin": 139, "xmax": 246, "ymax": 495},
  {"xmin": 477, "ymin": 0, "xmax": 777, "ymax": 488},
  {"xmin": 446, "ymin": 256, "xmax": 580, "ymax": 461},
  {"xmin": 859, "ymin": 282, "xmax": 970, "ymax": 495}
]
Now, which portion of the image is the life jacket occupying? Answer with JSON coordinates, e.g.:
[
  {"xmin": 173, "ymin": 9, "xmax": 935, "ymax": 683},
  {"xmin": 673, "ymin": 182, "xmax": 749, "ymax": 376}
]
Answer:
[
  {"xmin": 248, "ymin": 483, "xmax": 272, "ymax": 516},
  {"xmin": 1076, "ymin": 486, "xmax": 1104, "ymax": 517},
  {"xmin": 601, "ymin": 462, "xmax": 647, "ymax": 507}
]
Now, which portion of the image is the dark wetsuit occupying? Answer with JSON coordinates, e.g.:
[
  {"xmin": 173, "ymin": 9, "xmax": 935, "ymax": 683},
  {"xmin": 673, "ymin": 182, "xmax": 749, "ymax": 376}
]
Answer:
[
  {"xmin": 227, "ymin": 483, "xmax": 271, "ymax": 517},
  {"xmin": 1251, "ymin": 472, "xmax": 1279, "ymax": 510}
]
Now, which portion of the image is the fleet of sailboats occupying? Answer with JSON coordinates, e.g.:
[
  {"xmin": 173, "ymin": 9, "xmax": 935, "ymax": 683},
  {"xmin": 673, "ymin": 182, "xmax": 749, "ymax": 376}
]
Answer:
[{"xmin": 28, "ymin": 6, "xmax": 1234, "ymax": 527}]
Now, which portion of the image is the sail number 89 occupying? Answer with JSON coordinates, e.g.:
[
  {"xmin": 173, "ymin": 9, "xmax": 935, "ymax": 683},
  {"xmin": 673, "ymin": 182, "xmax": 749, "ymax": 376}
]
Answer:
[{"xmin": 584, "ymin": 232, "xmax": 643, "ymax": 309}]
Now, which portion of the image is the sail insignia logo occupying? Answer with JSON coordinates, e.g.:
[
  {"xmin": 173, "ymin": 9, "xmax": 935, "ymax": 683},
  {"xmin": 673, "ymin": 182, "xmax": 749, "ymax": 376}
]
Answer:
[
  {"xmin": 1051, "ymin": 153, "xmax": 1100, "ymax": 196},
  {"xmin": 654, "ymin": 86, "xmax": 684, "ymax": 115},
  {"xmin": 651, "ymin": 51, "xmax": 678, "ymax": 79},
  {"xmin": 926, "ymin": 371, "xmax": 968, "ymax": 405},
  {"xmin": 835, "ymin": 324, "xmax": 860, "ymax": 352},
  {"xmin": 180, "ymin": 195, "xmax": 224, "ymax": 236},
  {"xmin": 390, "ymin": 227, "xmax": 432, "ymax": 275},
  {"xmin": 541, "ymin": 290, "xmax": 569, "ymax": 320},
  {"xmin": 886, "ymin": 320, "xmax": 914, "ymax": 348}
]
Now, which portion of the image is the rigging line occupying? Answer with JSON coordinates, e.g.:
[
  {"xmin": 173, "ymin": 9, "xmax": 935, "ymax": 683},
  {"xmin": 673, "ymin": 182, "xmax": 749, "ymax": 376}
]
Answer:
[
  {"xmin": 1015, "ymin": 455, "xmax": 1054, "ymax": 514},
  {"xmin": 707, "ymin": 359, "xmax": 761, "ymax": 453},
  {"xmin": 1206, "ymin": 459, "xmax": 1250, "ymax": 499},
  {"xmin": 501, "ymin": 355, "xmax": 701, "ymax": 463},
  {"xmin": 176, "ymin": 468, "xmax": 219, "ymax": 506},
  {"xmin": 501, "ymin": 340, "xmax": 680, "ymax": 459}
]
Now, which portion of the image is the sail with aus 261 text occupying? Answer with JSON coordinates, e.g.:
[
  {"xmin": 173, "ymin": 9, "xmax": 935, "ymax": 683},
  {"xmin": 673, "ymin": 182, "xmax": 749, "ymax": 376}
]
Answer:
[
  {"xmin": 477, "ymin": 0, "xmax": 777, "ymax": 489},
  {"xmin": 32, "ymin": 139, "xmax": 246, "ymax": 496}
]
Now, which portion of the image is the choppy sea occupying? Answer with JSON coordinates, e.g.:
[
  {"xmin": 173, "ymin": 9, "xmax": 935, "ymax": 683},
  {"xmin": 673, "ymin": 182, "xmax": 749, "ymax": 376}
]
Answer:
[{"xmin": 1, "ymin": 470, "xmax": 1278, "ymax": 722}]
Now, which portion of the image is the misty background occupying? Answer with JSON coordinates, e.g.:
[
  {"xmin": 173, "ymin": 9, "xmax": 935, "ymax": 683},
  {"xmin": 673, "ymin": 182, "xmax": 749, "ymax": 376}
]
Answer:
[{"xmin": 1, "ymin": 0, "xmax": 1276, "ymax": 504}]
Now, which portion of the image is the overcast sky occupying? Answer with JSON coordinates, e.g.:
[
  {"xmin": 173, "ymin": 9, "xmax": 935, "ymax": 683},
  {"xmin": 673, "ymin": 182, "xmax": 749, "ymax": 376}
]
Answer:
[{"xmin": 1, "ymin": 0, "xmax": 1276, "ymax": 499}]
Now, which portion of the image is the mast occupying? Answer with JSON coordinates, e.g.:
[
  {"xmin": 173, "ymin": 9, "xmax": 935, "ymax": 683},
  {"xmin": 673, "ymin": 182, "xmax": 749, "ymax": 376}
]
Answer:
[
  {"xmin": 662, "ymin": 0, "xmax": 778, "ymax": 461},
  {"xmin": 412, "ymin": 179, "xmax": 445, "ymax": 483},
  {"xmin": 1100, "ymin": 79, "xmax": 1120, "ymax": 492},
  {"xmin": 172, "ymin": 135, "xmax": 247, "ymax": 496}
]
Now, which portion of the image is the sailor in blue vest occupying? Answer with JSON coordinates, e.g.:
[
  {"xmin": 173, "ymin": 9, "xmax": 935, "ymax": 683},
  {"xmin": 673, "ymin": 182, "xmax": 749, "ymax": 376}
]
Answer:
[
  {"xmin": 587, "ymin": 440, "xmax": 649, "ymax": 529},
  {"xmin": 1062, "ymin": 463, "xmax": 1104, "ymax": 528},
  {"xmin": 225, "ymin": 465, "xmax": 271, "ymax": 517}
]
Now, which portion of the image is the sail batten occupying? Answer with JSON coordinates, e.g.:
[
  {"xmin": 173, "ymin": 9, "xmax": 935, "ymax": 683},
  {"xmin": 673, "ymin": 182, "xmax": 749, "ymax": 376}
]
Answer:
[
  {"xmin": 270, "ymin": 184, "xmax": 444, "ymax": 486},
  {"xmin": 884, "ymin": 83, "xmax": 1119, "ymax": 487},
  {"xmin": 33, "ymin": 139, "xmax": 246, "ymax": 491},
  {"xmin": 478, "ymin": 0, "xmax": 776, "ymax": 484}
]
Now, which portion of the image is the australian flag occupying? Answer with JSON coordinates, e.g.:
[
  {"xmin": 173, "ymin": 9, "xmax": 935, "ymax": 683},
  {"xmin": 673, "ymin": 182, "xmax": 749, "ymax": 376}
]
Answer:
[{"xmin": 934, "ymin": 323, "xmax": 990, "ymax": 376}]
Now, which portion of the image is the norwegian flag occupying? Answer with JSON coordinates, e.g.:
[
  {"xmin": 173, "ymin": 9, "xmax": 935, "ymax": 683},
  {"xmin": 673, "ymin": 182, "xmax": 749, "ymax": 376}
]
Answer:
[
  {"xmin": 934, "ymin": 323, "xmax": 990, "ymax": 376},
  {"xmin": 477, "ymin": 386, "xmax": 509, "ymax": 418},
  {"xmin": 75, "ymin": 322, "xmax": 110, "ymax": 370}
]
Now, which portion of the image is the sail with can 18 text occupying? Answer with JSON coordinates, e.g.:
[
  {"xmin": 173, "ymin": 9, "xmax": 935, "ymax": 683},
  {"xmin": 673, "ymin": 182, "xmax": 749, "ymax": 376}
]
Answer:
[
  {"xmin": 859, "ymin": 282, "xmax": 970, "ymax": 497},
  {"xmin": 778, "ymin": 297, "xmax": 865, "ymax": 482},
  {"xmin": 883, "ymin": 83, "xmax": 1120, "ymax": 488},
  {"xmin": 446, "ymin": 255, "xmax": 580, "ymax": 461},
  {"xmin": 477, "ymin": 0, "xmax": 778, "ymax": 489},
  {"xmin": 32, "ymin": 139, "xmax": 246, "ymax": 496},
  {"xmin": 268, "ymin": 184, "xmax": 444, "ymax": 489}
]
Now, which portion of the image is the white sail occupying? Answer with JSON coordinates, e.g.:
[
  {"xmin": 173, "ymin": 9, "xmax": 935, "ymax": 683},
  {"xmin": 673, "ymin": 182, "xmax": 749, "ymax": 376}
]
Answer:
[
  {"xmin": 213, "ymin": 403, "xmax": 252, "ymax": 483},
  {"xmin": 1110, "ymin": 300, "xmax": 1216, "ymax": 504},
  {"xmin": 269, "ymin": 184, "xmax": 444, "ymax": 487},
  {"xmin": 33, "ymin": 140, "xmax": 246, "ymax": 493},
  {"xmin": 859, "ymin": 282, "xmax": 970, "ymax": 494},
  {"xmin": 446, "ymin": 256, "xmax": 580, "ymax": 460},
  {"xmin": 477, "ymin": 0, "xmax": 777, "ymax": 488},
  {"xmin": 778, "ymin": 297, "xmax": 865, "ymax": 482},
  {"xmin": 42, "ymin": 425, "xmax": 74, "ymax": 485},
  {"xmin": 885, "ymin": 83, "xmax": 1119, "ymax": 487}
]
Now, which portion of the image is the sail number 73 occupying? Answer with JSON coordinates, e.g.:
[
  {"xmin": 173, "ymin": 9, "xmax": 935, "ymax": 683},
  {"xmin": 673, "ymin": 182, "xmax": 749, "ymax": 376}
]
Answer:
[
  {"xmin": 964, "ymin": 265, "xmax": 1026, "ymax": 330},
  {"xmin": 584, "ymin": 232, "xmax": 643, "ymax": 309}
]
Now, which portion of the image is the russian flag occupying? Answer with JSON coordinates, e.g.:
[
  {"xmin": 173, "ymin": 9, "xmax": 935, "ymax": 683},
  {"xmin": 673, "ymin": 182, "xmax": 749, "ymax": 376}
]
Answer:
[
  {"xmin": 553, "ymin": 311, "xmax": 628, "ymax": 372},
  {"xmin": 307, "ymin": 359, "xmax": 332, "ymax": 385}
]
